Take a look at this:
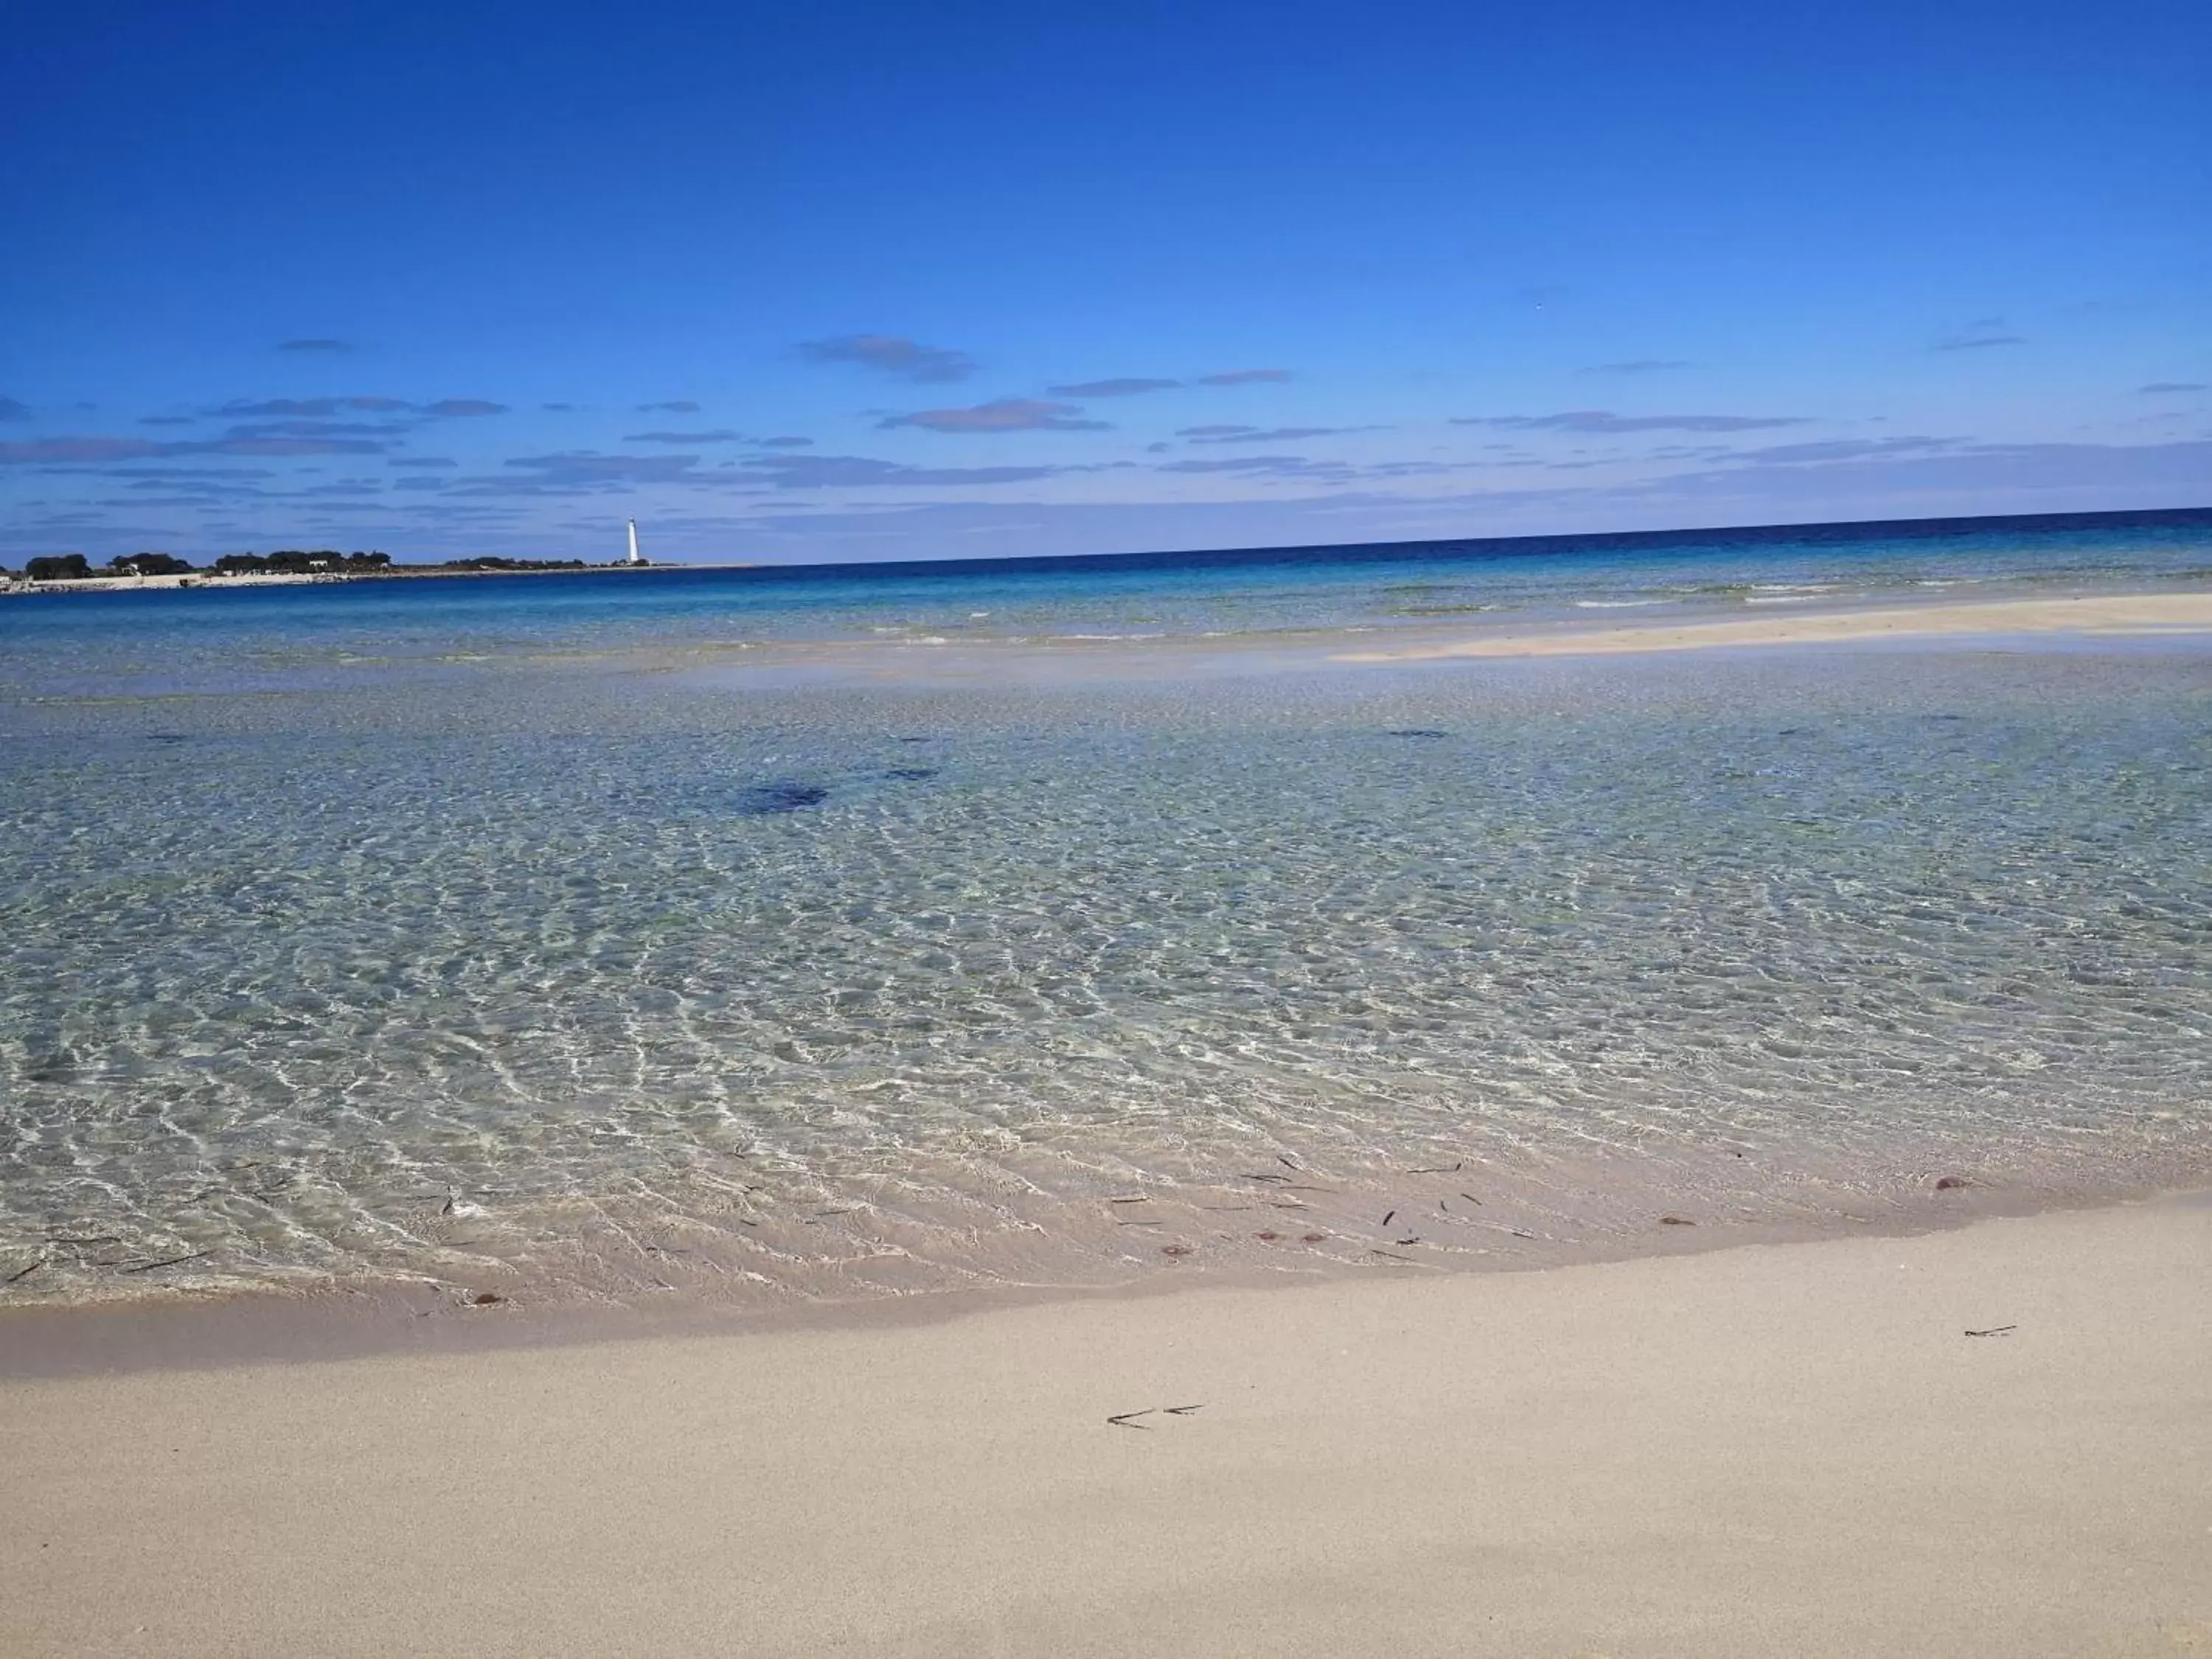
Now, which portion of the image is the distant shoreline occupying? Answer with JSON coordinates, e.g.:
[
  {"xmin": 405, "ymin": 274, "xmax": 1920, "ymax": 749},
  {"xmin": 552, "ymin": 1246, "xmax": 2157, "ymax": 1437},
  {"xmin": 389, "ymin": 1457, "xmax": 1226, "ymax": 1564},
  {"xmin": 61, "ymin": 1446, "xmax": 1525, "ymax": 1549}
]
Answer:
[
  {"xmin": 5, "ymin": 503, "xmax": 2208, "ymax": 597},
  {"xmin": 0, "ymin": 562, "xmax": 767, "ymax": 597}
]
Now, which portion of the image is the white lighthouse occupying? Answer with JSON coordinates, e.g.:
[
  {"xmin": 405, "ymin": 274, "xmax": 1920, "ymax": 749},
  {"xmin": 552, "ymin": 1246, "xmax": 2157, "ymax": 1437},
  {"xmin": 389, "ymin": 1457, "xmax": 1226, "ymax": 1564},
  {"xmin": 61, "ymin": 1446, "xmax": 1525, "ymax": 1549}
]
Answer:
[{"xmin": 625, "ymin": 518, "xmax": 644, "ymax": 566}]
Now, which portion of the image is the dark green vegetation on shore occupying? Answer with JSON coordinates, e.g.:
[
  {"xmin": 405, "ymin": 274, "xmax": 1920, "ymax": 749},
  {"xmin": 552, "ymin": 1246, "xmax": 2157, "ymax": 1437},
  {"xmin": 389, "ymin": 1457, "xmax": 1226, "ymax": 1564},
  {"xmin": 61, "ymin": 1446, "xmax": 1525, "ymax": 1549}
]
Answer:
[{"xmin": 10, "ymin": 550, "xmax": 635, "ymax": 582}]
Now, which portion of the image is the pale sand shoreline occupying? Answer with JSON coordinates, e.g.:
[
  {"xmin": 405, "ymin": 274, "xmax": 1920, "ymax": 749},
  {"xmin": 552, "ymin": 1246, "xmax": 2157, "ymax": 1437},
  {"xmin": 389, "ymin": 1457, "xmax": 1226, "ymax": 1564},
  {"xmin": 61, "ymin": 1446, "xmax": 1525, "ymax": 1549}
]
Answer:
[
  {"xmin": 1333, "ymin": 591, "xmax": 2212, "ymax": 661},
  {"xmin": 652, "ymin": 585, "xmax": 2212, "ymax": 688},
  {"xmin": 5, "ymin": 1197, "xmax": 2206, "ymax": 1657}
]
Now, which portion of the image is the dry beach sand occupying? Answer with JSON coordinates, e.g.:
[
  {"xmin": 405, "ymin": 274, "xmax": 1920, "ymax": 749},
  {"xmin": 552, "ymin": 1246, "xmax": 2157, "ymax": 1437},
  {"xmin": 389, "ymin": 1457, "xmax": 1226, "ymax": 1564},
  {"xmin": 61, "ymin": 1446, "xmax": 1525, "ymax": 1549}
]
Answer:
[{"xmin": 4, "ymin": 1195, "xmax": 2208, "ymax": 1658}]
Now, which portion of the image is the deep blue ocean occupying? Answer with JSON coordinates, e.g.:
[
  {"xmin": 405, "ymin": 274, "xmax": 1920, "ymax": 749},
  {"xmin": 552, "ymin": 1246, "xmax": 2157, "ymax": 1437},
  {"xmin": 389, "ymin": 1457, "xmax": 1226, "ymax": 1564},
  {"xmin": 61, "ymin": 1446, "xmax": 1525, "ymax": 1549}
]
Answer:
[{"xmin": 3, "ymin": 507, "xmax": 2210, "ymax": 1311}]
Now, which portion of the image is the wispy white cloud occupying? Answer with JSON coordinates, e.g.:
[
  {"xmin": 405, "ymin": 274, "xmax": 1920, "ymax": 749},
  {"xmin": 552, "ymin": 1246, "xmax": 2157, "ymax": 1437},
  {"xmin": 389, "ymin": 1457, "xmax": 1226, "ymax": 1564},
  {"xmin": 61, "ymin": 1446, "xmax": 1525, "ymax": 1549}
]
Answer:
[
  {"xmin": 741, "ymin": 453, "xmax": 1077, "ymax": 489},
  {"xmin": 1046, "ymin": 378, "xmax": 1181, "ymax": 397},
  {"xmin": 1932, "ymin": 319, "xmax": 2025, "ymax": 352},
  {"xmin": 1181, "ymin": 424, "xmax": 1385, "ymax": 445},
  {"xmin": 0, "ymin": 432, "xmax": 393, "ymax": 464},
  {"xmin": 799, "ymin": 334, "xmax": 978, "ymax": 383},
  {"xmin": 1453, "ymin": 411, "xmax": 1811, "ymax": 434},
  {"xmin": 218, "ymin": 397, "xmax": 410, "ymax": 417},
  {"xmin": 878, "ymin": 397, "xmax": 1109, "ymax": 434}
]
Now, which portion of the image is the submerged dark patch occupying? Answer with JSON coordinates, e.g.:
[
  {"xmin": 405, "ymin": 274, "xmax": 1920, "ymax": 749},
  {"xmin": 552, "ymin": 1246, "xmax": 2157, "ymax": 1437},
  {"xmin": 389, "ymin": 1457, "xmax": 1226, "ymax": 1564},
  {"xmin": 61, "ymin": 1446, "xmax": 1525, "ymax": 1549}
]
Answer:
[
  {"xmin": 1386, "ymin": 728, "xmax": 1449, "ymax": 739},
  {"xmin": 145, "ymin": 733, "xmax": 190, "ymax": 744},
  {"xmin": 734, "ymin": 781, "xmax": 830, "ymax": 815},
  {"xmin": 884, "ymin": 767, "xmax": 938, "ymax": 782}
]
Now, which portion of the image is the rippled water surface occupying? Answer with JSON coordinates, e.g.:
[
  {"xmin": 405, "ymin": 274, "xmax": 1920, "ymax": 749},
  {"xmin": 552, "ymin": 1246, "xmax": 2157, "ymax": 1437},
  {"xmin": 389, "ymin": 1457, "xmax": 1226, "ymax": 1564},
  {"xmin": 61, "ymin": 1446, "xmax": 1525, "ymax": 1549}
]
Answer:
[{"xmin": 4, "ymin": 518, "xmax": 2211, "ymax": 1310}]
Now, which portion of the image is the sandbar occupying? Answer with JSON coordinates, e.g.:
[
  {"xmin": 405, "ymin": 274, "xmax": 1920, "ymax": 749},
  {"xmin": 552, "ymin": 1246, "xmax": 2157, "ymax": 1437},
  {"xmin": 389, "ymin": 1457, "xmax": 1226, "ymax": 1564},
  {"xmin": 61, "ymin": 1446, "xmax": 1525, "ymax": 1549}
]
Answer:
[
  {"xmin": 1335, "ymin": 590, "xmax": 2212, "ymax": 660},
  {"xmin": 4, "ymin": 1196, "xmax": 2208, "ymax": 1657}
]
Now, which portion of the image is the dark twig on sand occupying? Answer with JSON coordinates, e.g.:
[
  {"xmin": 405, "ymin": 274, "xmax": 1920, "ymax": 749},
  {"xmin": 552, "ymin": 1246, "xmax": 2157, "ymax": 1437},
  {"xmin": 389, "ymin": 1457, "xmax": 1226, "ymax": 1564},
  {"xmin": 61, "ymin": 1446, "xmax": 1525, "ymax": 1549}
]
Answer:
[
  {"xmin": 4, "ymin": 1258, "xmax": 44, "ymax": 1285},
  {"xmin": 1965, "ymin": 1325, "xmax": 2017, "ymax": 1338},
  {"xmin": 1408, "ymin": 1161, "xmax": 1464, "ymax": 1175},
  {"xmin": 1381, "ymin": 1211, "xmax": 1396, "ymax": 1228},
  {"xmin": 1459, "ymin": 1192, "xmax": 1484, "ymax": 1206},
  {"xmin": 119, "ymin": 1251, "xmax": 211, "ymax": 1273},
  {"xmin": 1107, "ymin": 1411, "xmax": 1154, "ymax": 1429},
  {"xmin": 1164, "ymin": 1404, "xmax": 1204, "ymax": 1415}
]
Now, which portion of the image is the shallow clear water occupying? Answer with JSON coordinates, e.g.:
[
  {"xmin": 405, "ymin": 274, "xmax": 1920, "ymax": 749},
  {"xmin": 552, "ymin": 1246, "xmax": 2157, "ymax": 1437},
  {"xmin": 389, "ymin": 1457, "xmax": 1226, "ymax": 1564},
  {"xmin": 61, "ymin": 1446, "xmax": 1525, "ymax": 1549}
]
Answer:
[{"xmin": 3, "ymin": 514, "xmax": 2211, "ymax": 1308}]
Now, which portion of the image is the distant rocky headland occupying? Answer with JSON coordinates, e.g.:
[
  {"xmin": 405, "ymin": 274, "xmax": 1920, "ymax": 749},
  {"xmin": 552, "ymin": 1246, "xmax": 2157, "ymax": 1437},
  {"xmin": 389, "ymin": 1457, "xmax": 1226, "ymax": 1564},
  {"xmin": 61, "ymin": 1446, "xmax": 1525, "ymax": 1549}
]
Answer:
[{"xmin": 3, "ymin": 550, "xmax": 647, "ymax": 591}]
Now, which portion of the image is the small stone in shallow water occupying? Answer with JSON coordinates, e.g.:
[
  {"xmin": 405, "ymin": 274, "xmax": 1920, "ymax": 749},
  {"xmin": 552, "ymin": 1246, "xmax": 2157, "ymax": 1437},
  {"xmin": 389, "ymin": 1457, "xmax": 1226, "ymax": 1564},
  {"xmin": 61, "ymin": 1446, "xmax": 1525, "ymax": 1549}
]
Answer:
[
  {"xmin": 1935, "ymin": 1175, "xmax": 1970, "ymax": 1191},
  {"xmin": 470, "ymin": 1291, "xmax": 505, "ymax": 1306},
  {"xmin": 1660, "ymin": 1215, "xmax": 1697, "ymax": 1226},
  {"xmin": 734, "ymin": 781, "xmax": 830, "ymax": 815}
]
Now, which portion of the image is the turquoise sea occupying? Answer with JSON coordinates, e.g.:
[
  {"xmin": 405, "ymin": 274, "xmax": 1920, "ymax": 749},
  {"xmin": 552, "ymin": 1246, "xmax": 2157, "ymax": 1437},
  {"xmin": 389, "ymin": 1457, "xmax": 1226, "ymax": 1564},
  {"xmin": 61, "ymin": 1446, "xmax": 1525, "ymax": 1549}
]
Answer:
[{"xmin": 4, "ymin": 509, "xmax": 2211, "ymax": 1310}]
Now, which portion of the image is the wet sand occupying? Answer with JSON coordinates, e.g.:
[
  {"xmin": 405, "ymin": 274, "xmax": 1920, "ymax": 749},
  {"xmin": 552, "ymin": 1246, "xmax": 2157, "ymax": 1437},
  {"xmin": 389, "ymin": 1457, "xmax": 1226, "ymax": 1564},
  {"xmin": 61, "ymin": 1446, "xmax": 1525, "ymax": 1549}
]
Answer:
[
  {"xmin": 1333, "ymin": 590, "xmax": 2212, "ymax": 661},
  {"xmin": 5, "ymin": 1195, "xmax": 2207, "ymax": 1658}
]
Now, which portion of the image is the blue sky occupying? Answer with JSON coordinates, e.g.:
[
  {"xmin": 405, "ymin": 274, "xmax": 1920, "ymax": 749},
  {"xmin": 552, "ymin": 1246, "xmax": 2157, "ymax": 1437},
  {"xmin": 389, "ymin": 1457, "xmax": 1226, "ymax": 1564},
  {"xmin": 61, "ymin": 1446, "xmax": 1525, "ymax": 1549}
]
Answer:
[{"xmin": 3, "ymin": 0, "xmax": 2205, "ymax": 566}]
